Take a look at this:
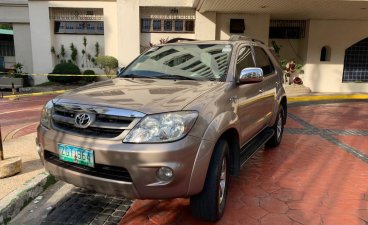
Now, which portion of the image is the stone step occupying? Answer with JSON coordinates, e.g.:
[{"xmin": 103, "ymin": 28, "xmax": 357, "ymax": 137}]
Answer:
[{"xmin": 283, "ymin": 84, "xmax": 312, "ymax": 96}]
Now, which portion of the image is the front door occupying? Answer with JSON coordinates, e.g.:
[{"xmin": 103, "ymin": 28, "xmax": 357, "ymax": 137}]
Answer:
[
  {"xmin": 236, "ymin": 45, "xmax": 266, "ymax": 146},
  {"xmin": 253, "ymin": 47, "xmax": 277, "ymax": 124}
]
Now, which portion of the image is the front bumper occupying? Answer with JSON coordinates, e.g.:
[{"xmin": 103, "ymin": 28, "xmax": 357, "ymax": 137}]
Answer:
[{"xmin": 37, "ymin": 125, "xmax": 212, "ymax": 199}]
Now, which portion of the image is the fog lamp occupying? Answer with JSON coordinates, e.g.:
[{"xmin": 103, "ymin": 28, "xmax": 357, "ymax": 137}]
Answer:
[{"xmin": 157, "ymin": 167, "xmax": 173, "ymax": 182}]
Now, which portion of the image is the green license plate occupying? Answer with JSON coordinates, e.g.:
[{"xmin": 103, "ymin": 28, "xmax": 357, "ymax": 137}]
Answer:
[{"xmin": 58, "ymin": 144, "xmax": 95, "ymax": 168}]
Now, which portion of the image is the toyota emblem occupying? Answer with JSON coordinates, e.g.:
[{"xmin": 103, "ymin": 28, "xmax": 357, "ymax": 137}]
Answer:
[{"xmin": 74, "ymin": 113, "xmax": 95, "ymax": 128}]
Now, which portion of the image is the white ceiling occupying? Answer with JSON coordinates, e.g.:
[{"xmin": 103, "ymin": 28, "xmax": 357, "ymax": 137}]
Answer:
[{"xmin": 197, "ymin": 0, "xmax": 368, "ymax": 20}]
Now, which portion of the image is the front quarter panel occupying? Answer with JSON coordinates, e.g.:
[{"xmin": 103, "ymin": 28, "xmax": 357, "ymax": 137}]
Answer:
[{"xmin": 187, "ymin": 111, "xmax": 240, "ymax": 195}]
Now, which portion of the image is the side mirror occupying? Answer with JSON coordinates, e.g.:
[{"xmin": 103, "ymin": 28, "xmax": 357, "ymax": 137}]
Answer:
[
  {"xmin": 239, "ymin": 67, "xmax": 264, "ymax": 84},
  {"xmin": 116, "ymin": 67, "xmax": 125, "ymax": 76}
]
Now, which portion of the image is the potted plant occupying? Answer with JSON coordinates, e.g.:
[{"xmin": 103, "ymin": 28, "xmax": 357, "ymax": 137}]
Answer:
[{"xmin": 283, "ymin": 60, "xmax": 304, "ymax": 85}]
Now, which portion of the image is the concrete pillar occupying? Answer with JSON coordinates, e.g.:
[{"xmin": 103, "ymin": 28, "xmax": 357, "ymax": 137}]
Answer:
[
  {"xmin": 13, "ymin": 24, "xmax": 33, "ymax": 74},
  {"xmin": 117, "ymin": 0, "xmax": 140, "ymax": 67},
  {"xmin": 102, "ymin": 3, "xmax": 118, "ymax": 59},
  {"xmin": 195, "ymin": 11, "xmax": 216, "ymax": 40},
  {"xmin": 28, "ymin": 1, "xmax": 53, "ymax": 84}
]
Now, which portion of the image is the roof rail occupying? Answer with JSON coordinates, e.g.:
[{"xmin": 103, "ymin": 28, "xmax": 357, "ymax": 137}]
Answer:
[
  {"xmin": 228, "ymin": 35, "xmax": 265, "ymax": 45},
  {"xmin": 166, "ymin": 38, "xmax": 197, "ymax": 43}
]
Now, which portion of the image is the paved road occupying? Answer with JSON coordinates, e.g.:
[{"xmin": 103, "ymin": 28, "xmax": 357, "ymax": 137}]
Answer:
[
  {"xmin": 0, "ymin": 95, "xmax": 56, "ymax": 141},
  {"xmin": 7, "ymin": 100, "xmax": 368, "ymax": 225}
]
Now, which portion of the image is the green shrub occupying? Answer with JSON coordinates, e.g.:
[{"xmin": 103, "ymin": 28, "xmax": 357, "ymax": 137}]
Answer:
[
  {"xmin": 96, "ymin": 56, "xmax": 118, "ymax": 77},
  {"xmin": 48, "ymin": 62, "xmax": 81, "ymax": 84},
  {"xmin": 82, "ymin": 69, "xmax": 96, "ymax": 83}
]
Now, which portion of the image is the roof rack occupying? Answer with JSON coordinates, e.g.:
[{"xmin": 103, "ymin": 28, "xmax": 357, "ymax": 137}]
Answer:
[
  {"xmin": 228, "ymin": 35, "xmax": 265, "ymax": 45},
  {"xmin": 166, "ymin": 38, "xmax": 197, "ymax": 43}
]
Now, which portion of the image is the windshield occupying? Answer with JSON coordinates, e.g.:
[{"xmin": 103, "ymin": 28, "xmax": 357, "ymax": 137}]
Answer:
[{"xmin": 120, "ymin": 44, "xmax": 232, "ymax": 81}]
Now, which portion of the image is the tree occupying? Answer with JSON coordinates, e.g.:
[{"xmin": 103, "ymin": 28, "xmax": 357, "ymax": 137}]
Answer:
[{"xmin": 96, "ymin": 56, "xmax": 118, "ymax": 77}]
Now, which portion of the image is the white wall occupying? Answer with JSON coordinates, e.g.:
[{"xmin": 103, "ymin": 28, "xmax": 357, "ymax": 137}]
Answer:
[
  {"xmin": 52, "ymin": 34, "xmax": 104, "ymax": 69},
  {"xmin": 4, "ymin": 56, "xmax": 15, "ymax": 69},
  {"xmin": 139, "ymin": 0, "xmax": 193, "ymax": 7},
  {"xmin": 28, "ymin": 1, "xmax": 52, "ymax": 84},
  {"xmin": 216, "ymin": 13, "xmax": 270, "ymax": 44},
  {"xmin": 13, "ymin": 24, "xmax": 33, "ymax": 73},
  {"xmin": 117, "ymin": 0, "xmax": 140, "ymax": 67},
  {"xmin": 0, "ymin": 4, "xmax": 29, "ymax": 23},
  {"xmin": 270, "ymin": 39, "xmax": 301, "ymax": 62},
  {"xmin": 195, "ymin": 11, "xmax": 216, "ymax": 40},
  {"xmin": 28, "ymin": 0, "xmax": 117, "ymax": 84},
  {"xmin": 140, "ymin": 33, "xmax": 195, "ymax": 52},
  {"xmin": 304, "ymin": 19, "xmax": 368, "ymax": 93}
]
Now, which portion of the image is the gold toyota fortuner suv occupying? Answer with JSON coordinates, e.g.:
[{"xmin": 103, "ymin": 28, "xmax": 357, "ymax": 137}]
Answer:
[{"xmin": 37, "ymin": 36, "xmax": 287, "ymax": 221}]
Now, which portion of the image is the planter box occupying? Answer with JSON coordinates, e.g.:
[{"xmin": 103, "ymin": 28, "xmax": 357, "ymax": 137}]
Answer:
[{"xmin": 0, "ymin": 77, "xmax": 24, "ymax": 89}]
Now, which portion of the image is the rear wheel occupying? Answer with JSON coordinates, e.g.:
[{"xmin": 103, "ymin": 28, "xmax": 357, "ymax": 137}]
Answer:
[
  {"xmin": 190, "ymin": 139, "xmax": 229, "ymax": 222},
  {"xmin": 266, "ymin": 105, "xmax": 285, "ymax": 147}
]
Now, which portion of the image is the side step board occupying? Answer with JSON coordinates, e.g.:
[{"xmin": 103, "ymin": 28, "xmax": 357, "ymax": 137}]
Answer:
[{"xmin": 239, "ymin": 128, "xmax": 275, "ymax": 167}]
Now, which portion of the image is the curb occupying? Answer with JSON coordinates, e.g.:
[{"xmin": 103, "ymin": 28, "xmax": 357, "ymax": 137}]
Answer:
[
  {"xmin": 2, "ymin": 90, "xmax": 66, "ymax": 99},
  {"xmin": 0, "ymin": 172, "xmax": 56, "ymax": 225},
  {"xmin": 288, "ymin": 94, "xmax": 368, "ymax": 103}
]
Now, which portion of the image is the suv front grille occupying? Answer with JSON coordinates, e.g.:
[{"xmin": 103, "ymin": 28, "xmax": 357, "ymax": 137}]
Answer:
[
  {"xmin": 44, "ymin": 150, "xmax": 133, "ymax": 182},
  {"xmin": 53, "ymin": 121, "xmax": 122, "ymax": 138},
  {"xmin": 51, "ymin": 104, "xmax": 142, "ymax": 139}
]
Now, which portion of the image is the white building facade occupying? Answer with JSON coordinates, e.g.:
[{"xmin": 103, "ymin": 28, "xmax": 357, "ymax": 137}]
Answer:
[{"xmin": 1, "ymin": 0, "xmax": 368, "ymax": 92}]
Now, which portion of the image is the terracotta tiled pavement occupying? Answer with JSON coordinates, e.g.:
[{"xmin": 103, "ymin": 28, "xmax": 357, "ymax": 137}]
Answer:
[{"xmin": 120, "ymin": 101, "xmax": 368, "ymax": 225}]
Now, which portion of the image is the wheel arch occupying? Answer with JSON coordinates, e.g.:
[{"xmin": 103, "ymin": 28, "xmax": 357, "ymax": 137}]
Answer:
[{"xmin": 187, "ymin": 128, "xmax": 241, "ymax": 196}]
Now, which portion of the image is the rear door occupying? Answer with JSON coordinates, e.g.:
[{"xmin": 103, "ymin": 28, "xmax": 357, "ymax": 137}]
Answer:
[
  {"xmin": 253, "ymin": 47, "xmax": 278, "ymax": 124},
  {"xmin": 236, "ymin": 45, "xmax": 266, "ymax": 146}
]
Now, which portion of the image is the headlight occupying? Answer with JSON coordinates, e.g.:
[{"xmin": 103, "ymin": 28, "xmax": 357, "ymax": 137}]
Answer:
[
  {"xmin": 40, "ymin": 100, "xmax": 53, "ymax": 128},
  {"xmin": 123, "ymin": 111, "xmax": 198, "ymax": 143}
]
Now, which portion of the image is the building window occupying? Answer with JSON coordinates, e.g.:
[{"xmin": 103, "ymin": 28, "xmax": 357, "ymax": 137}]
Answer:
[
  {"xmin": 0, "ymin": 41, "xmax": 15, "ymax": 56},
  {"xmin": 141, "ymin": 19, "xmax": 194, "ymax": 33},
  {"xmin": 54, "ymin": 21, "xmax": 104, "ymax": 34},
  {"xmin": 174, "ymin": 20, "xmax": 184, "ymax": 31},
  {"xmin": 269, "ymin": 20, "xmax": 306, "ymax": 39},
  {"xmin": 185, "ymin": 20, "xmax": 194, "ymax": 32},
  {"xmin": 141, "ymin": 19, "xmax": 151, "ymax": 32},
  {"xmin": 320, "ymin": 46, "xmax": 331, "ymax": 61},
  {"xmin": 140, "ymin": 7, "xmax": 195, "ymax": 33},
  {"xmin": 343, "ymin": 38, "xmax": 368, "ymax": 82},
  {"xmin": 164, "ymin": 20, "xmax": 172, "ymax": 31},
  {"xmin": 153, "ymin": 20, "xmax": 161, "ymax": 31}
]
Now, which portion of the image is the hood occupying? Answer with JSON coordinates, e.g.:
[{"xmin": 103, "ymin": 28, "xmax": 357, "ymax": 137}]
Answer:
[{"xmin": 54, "ymin": 78, "xmax": 222, "ymax": 114}]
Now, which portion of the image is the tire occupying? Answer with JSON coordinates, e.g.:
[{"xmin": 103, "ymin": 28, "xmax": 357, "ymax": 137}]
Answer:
[
  {"xmin": 190, "ymin": 139, "xmax": 230, "ymax": 222},
  {"xmin": 266, "ymin": 105, "xmax": 285, "ymax": 148}
]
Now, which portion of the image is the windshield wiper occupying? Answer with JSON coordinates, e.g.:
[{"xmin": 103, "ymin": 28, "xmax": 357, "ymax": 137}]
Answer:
[
  {"xmin": 120, "ymin": 74, "xmax": 155, "ymax": 79},
  {"xmin": 155, "ymin": 74, "xmax": 198, "ymax": 81}
]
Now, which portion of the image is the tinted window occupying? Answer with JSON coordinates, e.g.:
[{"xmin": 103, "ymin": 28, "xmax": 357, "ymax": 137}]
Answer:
[
  {"xmin": 236, "ymin": 46, "xmax": 255, "ymax": 76},
  {"xmin": 254, "ymin": 47, "xmax": 275, "ymax": 76}
]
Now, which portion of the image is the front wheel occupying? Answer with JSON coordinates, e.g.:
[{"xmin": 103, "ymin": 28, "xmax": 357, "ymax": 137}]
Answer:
[
  {"xmin": 190, "ymin": 139, "xmax": 229, "ymax": 222},
  {"xmin": 266, "ymin": 105, "xmax": 285, "ymax": 147}
]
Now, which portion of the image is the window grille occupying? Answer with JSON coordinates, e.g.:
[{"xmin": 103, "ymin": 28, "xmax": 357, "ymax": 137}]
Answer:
[
  {"xmin": 140, "ymin": 7, "xmax": 195, "ymax": 33},
  {"xmin": 50, "ymin": 8, "xmax": 103, "ymax": 21},
  {"xmin": 0, "ymin": 41, "xmax": 15, "ymax": 56},
  {"xmin": 269, "ymin": 20, "xmax": 306, "ymax": 39},
  {"xmin": 54, "ymin": 21, "xmax": 104, "ymax": 35},
  {"xmin": 343, "ymin": 38, "xmax": 368, "ymax": 82}
]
